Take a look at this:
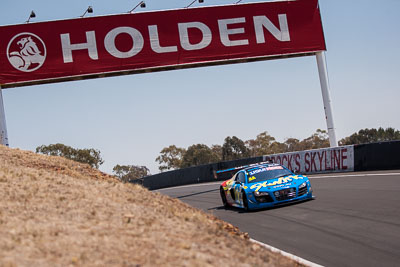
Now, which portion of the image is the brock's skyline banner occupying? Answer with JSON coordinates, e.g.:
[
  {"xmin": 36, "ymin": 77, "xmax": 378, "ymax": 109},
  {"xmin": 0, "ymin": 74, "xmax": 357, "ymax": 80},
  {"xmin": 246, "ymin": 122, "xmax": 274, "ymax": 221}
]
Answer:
[
  {"xmin": 266, "ymin": 146, "xmax": 355, "ymax": 174},
  {"xmin": 0, "ymin": 0, "xmax": 325, "ymax": 88}
]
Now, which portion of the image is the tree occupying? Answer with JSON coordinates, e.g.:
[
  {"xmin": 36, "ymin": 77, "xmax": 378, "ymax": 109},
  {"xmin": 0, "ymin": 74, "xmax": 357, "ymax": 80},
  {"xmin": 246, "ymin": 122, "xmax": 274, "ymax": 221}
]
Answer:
[
  {"xmin": 269, "ymin": 141, "xmax": 287, "ymax": 154},
  {"xmin": 211, "ymin": 145, "xmax": 223, "ymax": 162},
  {"xmin": 284, "ymin": 138, "xmax": 301, "ymax": 152},
  {"xmin": 36, "ymin": 143, "xmax": 104, "ymax": 168},
  {"xmin": 113, "ymin": 164, "xmax": 150, "ymax": 182},
  {"xmin": 246, "ymin": 131, "xmax": 278, "ymax": 156},
  {"xmin": 180, "ymin": 144, "xmax": 220, "ymax": 168},
  {"xmin": 155, "ymin": 145, "xmax": 186, "ymax": 172},
  {"xmin": 222, "ymin": 136, "xmax": 250, "ymax": 161},
  {"xmin": 298, "ymin": 129, "xmax": 330, "ymax": 150},
  {"xmin": 339, "ymin": 127, "xmax": 400, "ymax": 145}
]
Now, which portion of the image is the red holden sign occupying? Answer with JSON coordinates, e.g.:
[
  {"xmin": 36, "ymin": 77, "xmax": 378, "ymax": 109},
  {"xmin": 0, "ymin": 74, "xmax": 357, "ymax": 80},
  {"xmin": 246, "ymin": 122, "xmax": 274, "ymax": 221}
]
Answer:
[{"xmin": 0, "ymin": 0, "xmax": 325, "ymax": 88}]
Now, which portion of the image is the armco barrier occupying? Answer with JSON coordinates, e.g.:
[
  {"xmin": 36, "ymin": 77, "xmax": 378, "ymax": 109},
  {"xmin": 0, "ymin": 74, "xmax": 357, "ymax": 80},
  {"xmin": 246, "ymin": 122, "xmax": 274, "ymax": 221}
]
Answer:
[
  {"xmin": 354, "ymin": 141, "xmax": 400, "ymax": 171},
  {"xmin": 135, "ymin": 141, "xmax": 400, "ymax": 190},
  {"xmin": 139, "ymin": 156, "xmax": 265, "ymax": 190}
]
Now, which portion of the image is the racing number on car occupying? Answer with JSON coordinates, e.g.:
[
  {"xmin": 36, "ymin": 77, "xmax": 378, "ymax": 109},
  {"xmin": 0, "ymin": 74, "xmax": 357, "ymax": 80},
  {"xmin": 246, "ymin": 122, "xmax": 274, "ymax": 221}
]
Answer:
[
  {"xmin": 234, "ymin": 184, "xmax": 241, "ymax": 204},
  {"xmin": 234, "ymin": 172, "xmax": 246, "ymax": 205}
]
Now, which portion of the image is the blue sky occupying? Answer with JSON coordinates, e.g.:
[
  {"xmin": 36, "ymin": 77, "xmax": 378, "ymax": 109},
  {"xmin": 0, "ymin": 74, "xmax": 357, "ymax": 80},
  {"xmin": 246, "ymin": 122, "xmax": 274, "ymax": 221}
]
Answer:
[{"xmin": 1, "ymin": 0, "xmax": 399, "ymax": 174}]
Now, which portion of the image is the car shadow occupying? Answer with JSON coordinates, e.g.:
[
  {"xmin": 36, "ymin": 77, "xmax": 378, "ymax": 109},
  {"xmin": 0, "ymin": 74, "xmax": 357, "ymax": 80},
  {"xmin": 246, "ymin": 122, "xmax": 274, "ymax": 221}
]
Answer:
[
  {"xmin": 176, "ymin": 188, "xmax": 219, "ymax": 199},
  {"xmin": 208, "ymin": 205, "xmax": 248, "ymax": 213},
  {"xmin": 208, "ymin": 197, "xmax": 315, "ymax": 213}
]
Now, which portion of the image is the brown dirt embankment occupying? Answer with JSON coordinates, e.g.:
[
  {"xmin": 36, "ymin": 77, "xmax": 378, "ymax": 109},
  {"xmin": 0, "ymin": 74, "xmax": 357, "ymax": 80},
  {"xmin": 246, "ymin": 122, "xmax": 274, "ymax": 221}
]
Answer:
[{"xmin": 0, "ymin": 145, "xmax": 302, "ymax": 266}]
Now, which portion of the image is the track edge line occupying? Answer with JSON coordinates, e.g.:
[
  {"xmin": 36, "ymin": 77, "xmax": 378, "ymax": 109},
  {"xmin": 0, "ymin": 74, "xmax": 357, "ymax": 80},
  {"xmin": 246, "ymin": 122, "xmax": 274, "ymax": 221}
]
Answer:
[{"xmin": 250, "ymin": 238, "xmax": 324, "ymax": 267}]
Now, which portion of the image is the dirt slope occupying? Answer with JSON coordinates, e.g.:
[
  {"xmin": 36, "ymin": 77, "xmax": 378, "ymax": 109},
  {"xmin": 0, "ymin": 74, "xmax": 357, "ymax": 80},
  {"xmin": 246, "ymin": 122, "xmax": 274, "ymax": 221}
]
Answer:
[{"xmin": 0, "ymin": 145, "xmax": 302, "ymax": 266}]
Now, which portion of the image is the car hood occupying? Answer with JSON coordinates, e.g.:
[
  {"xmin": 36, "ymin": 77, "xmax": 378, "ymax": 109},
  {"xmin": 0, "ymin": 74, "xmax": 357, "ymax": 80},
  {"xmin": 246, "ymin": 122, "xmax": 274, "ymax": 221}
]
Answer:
[{"xmin": 247, "ymin": 175, "xmax": 307, "ymax": 192}]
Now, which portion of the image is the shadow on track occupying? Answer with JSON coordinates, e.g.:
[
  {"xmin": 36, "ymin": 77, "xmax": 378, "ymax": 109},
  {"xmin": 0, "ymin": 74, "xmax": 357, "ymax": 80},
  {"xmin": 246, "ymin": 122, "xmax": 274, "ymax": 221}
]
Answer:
[
  {"xmin": 176, "ymin": 188, "xmax": 219, "ymax": 199},
  {"xmin": 208, "ymin": 198, "xmax": 315, "ymax": 213}
]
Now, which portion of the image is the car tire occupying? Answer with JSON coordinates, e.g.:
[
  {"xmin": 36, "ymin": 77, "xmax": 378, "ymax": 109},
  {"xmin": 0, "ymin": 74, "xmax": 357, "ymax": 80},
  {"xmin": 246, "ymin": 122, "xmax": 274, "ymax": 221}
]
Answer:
[
  {"xmin": 242, "ymin": 190, "xmax": 249, "ymax": 211},
  {"xmin": 220, "ymin": 187, "xmax": 228, "ymax": 207}
]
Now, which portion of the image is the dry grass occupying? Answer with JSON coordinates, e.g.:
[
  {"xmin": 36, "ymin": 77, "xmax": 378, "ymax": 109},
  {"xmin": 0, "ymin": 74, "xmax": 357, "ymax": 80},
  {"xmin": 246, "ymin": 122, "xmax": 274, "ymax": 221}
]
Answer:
[{"xmin": 0, "ymin": 145, "xmax": 303, "ymax": 266}]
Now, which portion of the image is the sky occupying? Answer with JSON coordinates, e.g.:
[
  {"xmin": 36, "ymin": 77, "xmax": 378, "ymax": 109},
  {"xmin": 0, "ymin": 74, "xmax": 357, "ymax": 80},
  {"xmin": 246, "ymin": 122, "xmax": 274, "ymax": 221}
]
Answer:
[{"xmin": 1, "ymin": 0, "xmax": 399, "ymax": 175}]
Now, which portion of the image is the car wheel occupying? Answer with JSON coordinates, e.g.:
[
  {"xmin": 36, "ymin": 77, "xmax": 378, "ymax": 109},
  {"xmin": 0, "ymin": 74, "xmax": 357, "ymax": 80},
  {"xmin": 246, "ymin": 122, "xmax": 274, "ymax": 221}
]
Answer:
[
  {"xmin": 220, "ymin": 187, "xmax": 228, "ymax": 207},
  {"xmin": 242, "ymin": 190, "xmax": 249, "ymax": 211}
]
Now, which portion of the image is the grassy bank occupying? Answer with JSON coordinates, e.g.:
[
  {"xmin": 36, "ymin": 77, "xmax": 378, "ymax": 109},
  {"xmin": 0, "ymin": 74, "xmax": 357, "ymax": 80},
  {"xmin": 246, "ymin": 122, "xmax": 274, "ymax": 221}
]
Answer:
[{"xmin": 0, "ymin": 145, "xmax": 302, "ymax": 266}]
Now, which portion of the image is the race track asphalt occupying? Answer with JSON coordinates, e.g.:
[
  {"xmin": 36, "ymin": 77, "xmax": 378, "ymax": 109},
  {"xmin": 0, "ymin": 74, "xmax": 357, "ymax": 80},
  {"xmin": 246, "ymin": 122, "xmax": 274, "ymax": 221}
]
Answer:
[{"xmin": 157, "ymin": 171, "xmax": 400, "ymax": 267}]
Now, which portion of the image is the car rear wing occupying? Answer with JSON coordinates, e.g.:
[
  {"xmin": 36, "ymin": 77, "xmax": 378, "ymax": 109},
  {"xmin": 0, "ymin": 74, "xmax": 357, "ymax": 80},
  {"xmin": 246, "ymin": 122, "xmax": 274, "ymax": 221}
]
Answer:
[{"xmin": 213, "ymin": 160, "xmax": 273, "ymax": 179}]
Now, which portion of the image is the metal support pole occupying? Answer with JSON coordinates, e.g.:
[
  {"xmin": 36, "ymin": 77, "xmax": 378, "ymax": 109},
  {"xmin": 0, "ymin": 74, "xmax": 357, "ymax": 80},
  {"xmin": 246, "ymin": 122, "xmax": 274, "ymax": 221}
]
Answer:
[
  {"xmin": 0, "ymin": 86, "xmax": 9, "ymax": 146},
  {"xmin": 316, "ymin": 51, "xmax": 338, "ymax": 147}
]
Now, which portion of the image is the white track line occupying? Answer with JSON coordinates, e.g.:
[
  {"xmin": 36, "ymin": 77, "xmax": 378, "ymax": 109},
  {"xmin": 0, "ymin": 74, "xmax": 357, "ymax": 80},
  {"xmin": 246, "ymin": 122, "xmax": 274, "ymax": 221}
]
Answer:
[
  {"xmin": 310, "ymin": 172, "xmax": 400, "ymax": 179},
  {"xmin": 156, "ymin": 171, "xmax": 400, "ymax": 266},
  {"xmin": 155, "ymin": 181, "xmax": 220, "ymax": 191},
  {"xmin": 156, "ymin": 172, "xmax": 400, "ymax": 191},
  {"xmin": 250, "ymin": 238, "xmax": 324, "ymax": 267}
]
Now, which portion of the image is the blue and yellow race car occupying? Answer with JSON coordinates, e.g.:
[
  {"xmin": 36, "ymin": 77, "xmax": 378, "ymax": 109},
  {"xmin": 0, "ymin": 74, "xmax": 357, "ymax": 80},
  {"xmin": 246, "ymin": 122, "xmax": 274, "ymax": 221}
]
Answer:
[{"xmin": 219, "ymin": 162, "xmax": 313, "ymax": 211}]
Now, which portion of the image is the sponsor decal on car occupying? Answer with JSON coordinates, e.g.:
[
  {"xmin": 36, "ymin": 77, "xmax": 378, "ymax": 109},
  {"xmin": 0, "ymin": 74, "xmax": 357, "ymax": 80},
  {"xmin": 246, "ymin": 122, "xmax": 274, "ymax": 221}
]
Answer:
[
  {"xmin": 250, "ymin": 175, "xmax": 304, "ymax": 191},
  {"xmin": 248, "ymin": 166, "xmax": 283, "ymax": 176},
  {"xmin": 223, "ymin": 179, "xmax": 234, "ymax": 190}
]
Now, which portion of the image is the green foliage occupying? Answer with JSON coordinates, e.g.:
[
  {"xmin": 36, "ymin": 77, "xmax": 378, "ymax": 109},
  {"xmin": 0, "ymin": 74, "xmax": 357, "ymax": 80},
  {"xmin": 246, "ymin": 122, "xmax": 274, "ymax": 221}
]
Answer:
[
  {"xmin": 244, "ymin": 130, "xmax": 329, "ymax": 157},
  {"xmin": 181, "ymin": 144, "xmax": 221, "ymax": 168},
  {"xmin": 155, "ymin": 145, "xmax": 186, "ymax": 172},
  {"xmin": 36, "ymin": 143, "xmax": 104, "ymax": 169},
  {"xmin": 113, "ymin": 164, "xmax": 150, "ymax": 182},
  {"xmin": 296, "ymin": 129, "xmax": 330, "ymax": 150},
  {"xmin": 222, "ymin": 136, "xmax": 250, "ymax": 161},
  {"xmin": 246, "ymin": 131, "xmax": 278, "ymax": 156},
  {"xmin": 211, "ymin": 145, "xmax": 223, "ymax": 162},
  {"xmin": 283, "ymin": 138, "xmax": 302, "ymax": 152},
  {"xmin": 155, "ymin": 127, "xmax": 399, "ymax": 170},
  {"xmin": 339, "ymin": 127, "xmax": 400, "ymax": 145},
  {"xmin": 269, "ymin": 141, "xmax": 288, "ymax": 154}
]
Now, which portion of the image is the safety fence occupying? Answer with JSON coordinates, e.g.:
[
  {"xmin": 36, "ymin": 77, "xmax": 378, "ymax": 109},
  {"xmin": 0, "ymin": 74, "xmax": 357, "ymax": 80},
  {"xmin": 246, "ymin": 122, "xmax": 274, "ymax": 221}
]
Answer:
[{"xmin": 133, "ymin": 140, "xmax": 400, "ymax": 190}]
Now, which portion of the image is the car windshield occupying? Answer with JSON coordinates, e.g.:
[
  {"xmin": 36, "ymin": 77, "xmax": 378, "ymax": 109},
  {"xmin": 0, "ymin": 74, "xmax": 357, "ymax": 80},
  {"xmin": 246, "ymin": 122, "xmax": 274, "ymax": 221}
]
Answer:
[{"xmin": 246, "ymin": 165, "xmax": 292, "ymax": 183}]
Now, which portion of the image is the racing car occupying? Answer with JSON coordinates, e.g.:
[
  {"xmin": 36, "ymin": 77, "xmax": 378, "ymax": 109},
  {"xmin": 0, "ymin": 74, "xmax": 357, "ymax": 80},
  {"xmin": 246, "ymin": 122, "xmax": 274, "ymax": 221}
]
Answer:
[{"xmin": 219, "ymin": 162, "xmax": 313, "ymax": 211}]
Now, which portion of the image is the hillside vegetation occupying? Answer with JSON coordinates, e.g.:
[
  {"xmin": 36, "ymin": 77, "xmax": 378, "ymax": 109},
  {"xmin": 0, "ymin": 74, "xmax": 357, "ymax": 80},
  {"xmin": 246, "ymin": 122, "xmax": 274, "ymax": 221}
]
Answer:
[
  {"xmin": 155, "ymin": 127, "xmax": 400, "ymax": 172},
  {"xmin": 0, "ymin": 145, "xmax": 301, "ymax": 266}
]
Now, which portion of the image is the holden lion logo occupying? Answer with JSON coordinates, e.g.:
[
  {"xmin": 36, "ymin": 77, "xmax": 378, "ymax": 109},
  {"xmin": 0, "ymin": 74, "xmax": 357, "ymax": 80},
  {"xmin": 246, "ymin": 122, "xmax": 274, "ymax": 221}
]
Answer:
[{"xmin": 7, "ymin": 32, "xmax": 47, "ymax": 72}]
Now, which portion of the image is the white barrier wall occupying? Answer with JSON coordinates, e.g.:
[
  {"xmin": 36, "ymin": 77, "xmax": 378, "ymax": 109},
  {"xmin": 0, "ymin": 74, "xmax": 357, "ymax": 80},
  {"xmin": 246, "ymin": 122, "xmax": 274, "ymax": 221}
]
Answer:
[{"xmin": 266, "ymin": 145, "xmax": 354, "ymax": 174}]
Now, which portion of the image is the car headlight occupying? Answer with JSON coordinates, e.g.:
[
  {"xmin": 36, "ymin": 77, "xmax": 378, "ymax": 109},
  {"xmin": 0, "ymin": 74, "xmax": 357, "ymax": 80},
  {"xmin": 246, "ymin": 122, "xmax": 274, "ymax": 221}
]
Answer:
[
  {"xmin": 299, "ymin": 182, "xmax": 307, "ymax": 188},
  {"xmin": 254, "ymin": 191, "xmax": 269, "ymax": 197}
]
